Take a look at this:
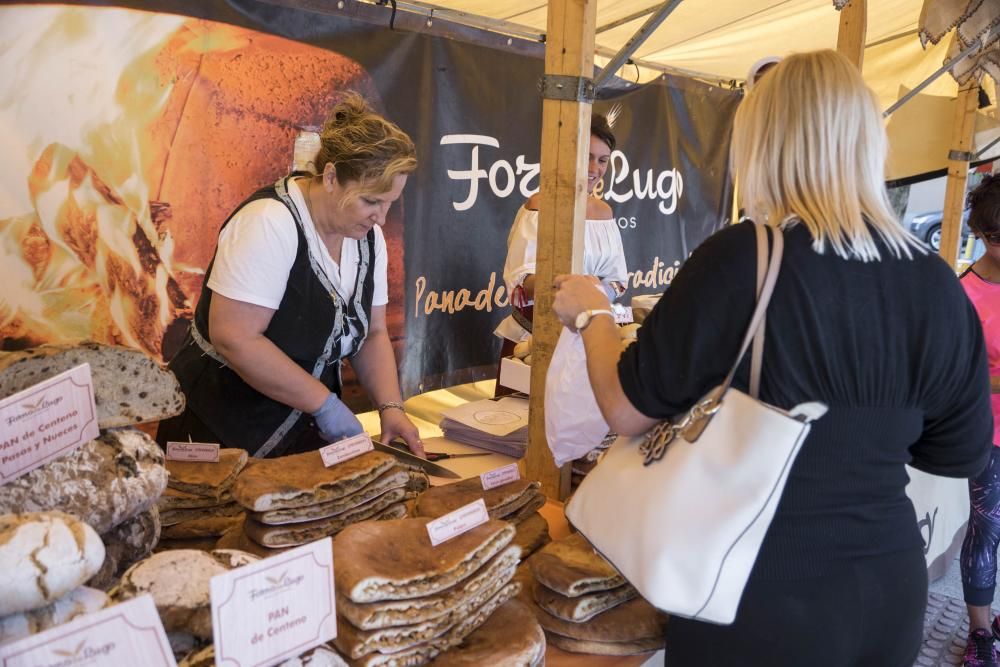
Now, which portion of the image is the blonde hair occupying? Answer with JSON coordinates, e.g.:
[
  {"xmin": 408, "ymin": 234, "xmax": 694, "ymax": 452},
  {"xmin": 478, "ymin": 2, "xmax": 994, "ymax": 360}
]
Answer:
[
  {"xmin": 316, "ymin": 92, "xmax": 417, "ymax": 204},
  {"xmin": 731, "ymin": 49, "xmax": 924, "ymax": 261}
]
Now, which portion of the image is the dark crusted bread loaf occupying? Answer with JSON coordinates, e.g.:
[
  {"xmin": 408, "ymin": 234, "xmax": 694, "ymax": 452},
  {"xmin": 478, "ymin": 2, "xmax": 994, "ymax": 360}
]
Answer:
[
  {"xmin": 0, "ymin": 428, "xmax": 168, "ymax": 533},
  {"xmin": 0, "ymin": 342, "xmax": 184, "ymax": 428}
]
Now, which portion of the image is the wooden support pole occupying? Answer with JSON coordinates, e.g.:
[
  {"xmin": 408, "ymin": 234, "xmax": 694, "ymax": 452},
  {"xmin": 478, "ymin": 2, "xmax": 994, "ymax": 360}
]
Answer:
[
  {"xmin": 940, "ymin": 81, "xmax": 980, "ymax": 269},
  {"xmin": 525, "ymin": 0, "xmax": 597, "ymax": 501},
  {"xmin": 836, "ymin": 0, "xmax": 867, "ymax": 69}
]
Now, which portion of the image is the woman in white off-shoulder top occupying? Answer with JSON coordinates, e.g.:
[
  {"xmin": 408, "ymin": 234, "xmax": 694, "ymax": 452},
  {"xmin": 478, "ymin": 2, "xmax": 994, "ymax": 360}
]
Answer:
[{"xmin": 494, "ymin": 114, "xmax": 628, "ymax": 351}]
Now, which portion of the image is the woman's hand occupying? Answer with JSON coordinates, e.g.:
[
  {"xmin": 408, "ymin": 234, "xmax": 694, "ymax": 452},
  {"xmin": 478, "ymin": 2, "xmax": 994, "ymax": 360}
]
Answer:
[
  {"xmin": 312, "ymin": 393, "xmax": 365, "ymax": 443},
  {"xmin": 380, "ymin": 408, "xmax": 425, "ymax": 457},
  {"xmin": 553, "ymin": 274, "xmax": 612, "ymax": 330}
]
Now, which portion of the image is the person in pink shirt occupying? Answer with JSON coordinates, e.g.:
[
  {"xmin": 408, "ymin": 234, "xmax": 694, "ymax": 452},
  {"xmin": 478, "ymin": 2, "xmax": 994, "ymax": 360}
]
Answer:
[{"xmin": 960, "ymin": 173, "xmax": 1000, "ymax": 667}]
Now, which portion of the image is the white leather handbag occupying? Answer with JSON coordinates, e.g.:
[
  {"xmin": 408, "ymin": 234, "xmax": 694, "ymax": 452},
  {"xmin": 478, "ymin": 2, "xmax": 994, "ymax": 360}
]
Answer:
[{"xmin": 565, "ymin": 223, "xmax": 828, "ymax": 625}]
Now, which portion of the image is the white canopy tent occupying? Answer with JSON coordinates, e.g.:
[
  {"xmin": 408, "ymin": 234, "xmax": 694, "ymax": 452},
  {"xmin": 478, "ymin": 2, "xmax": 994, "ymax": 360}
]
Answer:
[{"xmin": 388, "ymin": 0, "xmax": 999, "ymax": 180}]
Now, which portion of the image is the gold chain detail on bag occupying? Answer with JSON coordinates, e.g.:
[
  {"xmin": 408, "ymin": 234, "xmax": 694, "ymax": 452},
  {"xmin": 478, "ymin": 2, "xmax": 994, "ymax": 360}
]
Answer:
[{"xmin": 639, "ymin": 398, "xmax": 722, "ymax": 466}]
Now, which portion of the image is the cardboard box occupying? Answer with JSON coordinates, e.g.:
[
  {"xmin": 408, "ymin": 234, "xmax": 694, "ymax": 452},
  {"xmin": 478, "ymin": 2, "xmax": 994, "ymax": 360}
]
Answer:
[{"xmin": 499, "ymin": 356, "xmax": 531, "ymax": 394}]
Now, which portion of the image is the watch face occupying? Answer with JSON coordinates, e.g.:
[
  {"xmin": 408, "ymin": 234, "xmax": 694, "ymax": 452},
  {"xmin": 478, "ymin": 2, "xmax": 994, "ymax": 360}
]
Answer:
[{"xmin": 574, "ymin": 311, "xmax": 589, "ymax": 329}]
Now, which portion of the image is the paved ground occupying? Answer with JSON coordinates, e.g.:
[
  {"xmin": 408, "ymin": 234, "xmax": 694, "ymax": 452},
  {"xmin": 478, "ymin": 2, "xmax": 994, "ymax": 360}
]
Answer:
[{"xmin": 920, "ymin": 555, "xmax": 998, "ymax": 666}]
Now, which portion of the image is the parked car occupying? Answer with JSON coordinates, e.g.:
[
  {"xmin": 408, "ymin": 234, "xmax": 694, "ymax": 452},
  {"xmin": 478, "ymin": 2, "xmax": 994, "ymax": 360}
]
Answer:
[{"xmin": 907, "ymin": 209, "xmax": 972, "ymax": 252}]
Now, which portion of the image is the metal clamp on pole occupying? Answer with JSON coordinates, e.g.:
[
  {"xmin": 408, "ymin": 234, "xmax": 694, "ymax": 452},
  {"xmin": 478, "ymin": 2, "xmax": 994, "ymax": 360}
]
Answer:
[
  {"xmin": 539, "ymin": 74, "xmax": 595, "ymax": 102},
  {"xmin": 948, "ymin": 149, "xmax": 975, "ymax": 162}
]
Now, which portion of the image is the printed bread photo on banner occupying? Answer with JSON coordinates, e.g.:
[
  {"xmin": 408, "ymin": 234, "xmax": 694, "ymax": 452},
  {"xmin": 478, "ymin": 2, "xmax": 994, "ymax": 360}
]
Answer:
[{"xmin": 0, "ymin": 6, "xmax": 406, "ymax": 406}]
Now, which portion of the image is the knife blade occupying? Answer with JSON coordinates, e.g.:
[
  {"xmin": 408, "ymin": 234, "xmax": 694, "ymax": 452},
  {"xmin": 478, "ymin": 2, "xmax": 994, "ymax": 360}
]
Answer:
[{"xmin": 372, "ymin": 440, "xmax": 462, "ymax": 479}]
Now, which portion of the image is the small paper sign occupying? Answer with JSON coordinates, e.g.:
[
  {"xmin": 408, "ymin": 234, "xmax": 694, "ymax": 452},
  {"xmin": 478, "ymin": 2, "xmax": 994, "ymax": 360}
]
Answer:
[
  {"xmin": 427, "ymin": 498, "xmax": 490, "ymax": 547},
  {"xmin": 480, "ymin": 463, "xmax": 521, "ymax": 490},
  {"xmin": 165, "ymin": 441, "xmax": 220, "ymax": 462},
  {"xmin": 0, "ymin": 595, "xmax": 175, "ymax": 667},
  {"xmin": 615, "ymin": 308, "xmax": 634, "ymax": 324},
  {"xmin": 320, "ymin": 433, "xmax": 373, "ymax": 467},
  {"xmin": 0, "ymin": 364, "xmax": 99, "ymax": 483},
  {"xmin": 211, "ymin": 538, "xmax": 336, "ymax": 667}
]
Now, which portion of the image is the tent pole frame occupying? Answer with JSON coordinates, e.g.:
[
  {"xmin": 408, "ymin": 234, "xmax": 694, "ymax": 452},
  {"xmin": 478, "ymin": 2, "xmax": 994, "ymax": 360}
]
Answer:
[
  {"xmin": 940, "ymin": 80, "xmax": 981, "ymax": 269},
  {"xmin": 836, "ymin": 0, "xmax": 867, "ymax": 69},
  {"xmin": 593, "ymin": 0, "xmax": 684, "ymax": 89},
  {"xmin": 525, "ymin": 0, "xmax": 598, "ymax": 501},
  {"xmin": 883, "ymin": 27, "xmax": 995, "ymax": 118}
]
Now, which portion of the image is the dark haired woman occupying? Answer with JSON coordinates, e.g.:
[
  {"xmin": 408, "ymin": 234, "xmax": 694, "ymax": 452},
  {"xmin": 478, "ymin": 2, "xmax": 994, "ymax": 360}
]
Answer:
[
  {"xmin": 494, "ymin": 114, "xmax": 628, "ymax": 367},
  {"xmin": 959, "ymin": 173, "xmax": 1000, "ymax": 667},
  {"xmin": 158, "ymin": 93, "xmax": 423, "ymax": 458}
]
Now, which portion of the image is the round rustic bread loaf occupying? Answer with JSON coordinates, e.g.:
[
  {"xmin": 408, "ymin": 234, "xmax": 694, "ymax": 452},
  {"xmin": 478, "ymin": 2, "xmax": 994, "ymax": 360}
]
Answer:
[
  {"xmin": 114, "ymin": 549, "xmax": 259, "ymax": 639},
  {"xmin": 0, "ymin": 428, "xmax": 168, "ymax": 534},
  {"xmin": 0, "ymin": 512, "xmax": 105, "ymax": 616},
  {"xmin": 0, "ymin": 586, "xmax": 108, "ymax": 647}
]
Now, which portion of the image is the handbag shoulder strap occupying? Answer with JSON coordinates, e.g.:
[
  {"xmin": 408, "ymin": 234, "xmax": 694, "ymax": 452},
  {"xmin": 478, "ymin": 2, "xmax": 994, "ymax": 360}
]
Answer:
[{"xmin": 721, "ymin": 222, "xmax": 783, "ymax": 397}]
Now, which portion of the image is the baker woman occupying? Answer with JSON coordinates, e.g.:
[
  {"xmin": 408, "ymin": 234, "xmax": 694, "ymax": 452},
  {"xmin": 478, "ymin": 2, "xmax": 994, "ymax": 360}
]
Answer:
[{"xmin": 158, "ymin": 93, "xmax": 424, "ymax": 458}]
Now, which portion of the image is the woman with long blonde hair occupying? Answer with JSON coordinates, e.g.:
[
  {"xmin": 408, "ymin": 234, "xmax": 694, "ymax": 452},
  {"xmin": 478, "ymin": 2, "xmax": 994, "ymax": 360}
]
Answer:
[{"xmin": 553, "ymin": 50, "xmax": 992, "ymax": 665}]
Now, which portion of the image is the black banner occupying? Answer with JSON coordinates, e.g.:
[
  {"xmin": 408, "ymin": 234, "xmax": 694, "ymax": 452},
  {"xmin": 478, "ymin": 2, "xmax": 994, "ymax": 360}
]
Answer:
[{"xmin": 0, "ymin": 1, "xmax": 740, "ymax": 397}]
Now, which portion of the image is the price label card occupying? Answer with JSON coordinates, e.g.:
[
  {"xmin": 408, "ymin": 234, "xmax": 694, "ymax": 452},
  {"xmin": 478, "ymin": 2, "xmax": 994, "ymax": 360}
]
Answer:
[
  {"xmin": 165, "ymin": 441, "xmax": 220, "ymax": 462},
  {"xmin": 0, "ymin": 595, "xmax": 175, "ymax": 667},
  {"xmin": 426, "ymin": 499, "xmax": 490, "ymax": 547},
  {"xmin": 211, "ymin": 538, "xmax": 336, "ymax": 666},
  {"xmin": 614, "ymin": 308, "xmax": 634, "ymax": 325},
  {"xmin": 480, "ymin": 463, "xmax": 521, "ymax": 490},
  {"xmin": 319, "ymin": 433, "xmax": 373, "ymax": 467},
  {"xmin": 0, "ymin": 364, "xmax": 99, "ymax": 483}
]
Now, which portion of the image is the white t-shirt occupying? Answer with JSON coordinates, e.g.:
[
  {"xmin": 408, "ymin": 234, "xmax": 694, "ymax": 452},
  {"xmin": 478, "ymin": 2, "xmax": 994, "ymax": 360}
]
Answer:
[
  {"xmin": 207, "ymin": 178, "xmax": 388, "ymax": 356},
  {"xmin": 502, "ymin": 205, "xmax": 628, "ymax": 294}
]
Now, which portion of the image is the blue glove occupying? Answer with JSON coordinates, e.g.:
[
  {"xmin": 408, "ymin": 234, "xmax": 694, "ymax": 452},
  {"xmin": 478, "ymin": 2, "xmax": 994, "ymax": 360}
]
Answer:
[{"xmin": 312, "ymin": 393, "xmax": 364, "ymax": 442}]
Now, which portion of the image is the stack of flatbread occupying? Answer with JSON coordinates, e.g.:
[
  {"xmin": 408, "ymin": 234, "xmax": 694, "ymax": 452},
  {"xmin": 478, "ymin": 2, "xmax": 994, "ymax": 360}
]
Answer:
[
  {"xmin": 228, "ymin": 451, "xmax": 429, "ymax": 552},
  {"xmin": 520, "ymin": 532, "xmax": 667, "ymax": 656},
  {"xmin": 571, "ymin": 431, "xmax": 616, "ymax": 491},
  {"xmin": 157, "ymin": 449, "xmax": 249, "ymax": 551},
  {"xmin": 332, "ymin": 518, "xmax": 539, "ymax": 666},
  {"xmin": 0, "ymin": 344, "xmax": 180, "ymax": 590},
  {"xmin": 414, "ymin": 477, "xmax": 549, "ymax": 560}
]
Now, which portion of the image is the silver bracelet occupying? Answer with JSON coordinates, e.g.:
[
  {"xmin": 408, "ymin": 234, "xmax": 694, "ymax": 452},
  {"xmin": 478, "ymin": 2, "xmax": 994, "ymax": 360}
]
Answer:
[{"xmin": 377, "ymin": 401, "xmax": 405, "ymax": 415}]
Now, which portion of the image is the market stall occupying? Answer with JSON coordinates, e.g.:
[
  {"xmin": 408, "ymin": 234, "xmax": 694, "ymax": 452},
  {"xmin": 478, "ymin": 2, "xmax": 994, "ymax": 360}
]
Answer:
[{"xmin": 1, "ymin": 0, "xmax": 999, "ymax": 664}]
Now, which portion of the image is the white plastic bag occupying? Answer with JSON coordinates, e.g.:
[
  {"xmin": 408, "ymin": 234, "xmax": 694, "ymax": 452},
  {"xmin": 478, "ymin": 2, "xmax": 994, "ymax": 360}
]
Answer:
[{"xmin": 544, "ymin": 327, "xmax": 610, "ymax": 466}]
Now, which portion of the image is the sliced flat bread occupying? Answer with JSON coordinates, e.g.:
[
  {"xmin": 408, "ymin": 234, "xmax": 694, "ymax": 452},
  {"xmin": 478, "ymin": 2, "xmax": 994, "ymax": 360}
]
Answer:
[
  {"xmin": 0, "ymin": 428, "xmax": 168, "ymax": 534},
  {"xmin": 214, "ymin": 517, "xmax": 291, "ymax": 558},
  {"xmin": 159, "ymin": 487, "xmax": 234, "ymax": 512},
  {"xmin": 338, "ymin": 545, "xmax": 522, "ymax": 630},
  {"xmin": 530, "ymin": 532, "xmax": 625, "ymax": 597},
  {"xmin": 504, "ymin": 493, "xmax": 545, "ymax": 526},
  {"xmin": 335, "ymin": 518, "xmax": 515, "ymax": 603},
  {"xmin": 512, "ymin": 512, "xmax": 549, "ymax": 560},
  {"xmin": 545, "ymin": 632, "xmax": 663, "ymax": 656},
  {"xmin": 165, "ymin": 449, "xmax": 248, "ymax": 498},
  {"xmin": 426, "ymin": 599, "xmax": 545, "ymax": 667},
  {"xmin": 162, "ymin": 515, "xmax": 244, "ymax": 540},
  {"xmin": 334, "ymin": 564, "xmax": 517, "ymax": 659},
  {"xmin": 246, "ymin": 492, "xmax": 412, "ymax": 548},
  {"xmin": 160, "ymin": 503, "xmax": 244, "ymax": 526},
  {"xmin": 349, "ymin": 583, "xmax": 521, "ymax": 667},
  {"xmin": 232, "ymin": 451, "xmax": 397, "ymax": 512},
  {"xmin": 0, "ymin": 342, "xmax": 184, "ymax": 427},
  {"xmin": 534, "ymin": 580, "xmax": 637, "ymax": 623},
  {"xmin": 251, "ymin": 468, "xmax": 428, "ymax": 526},
  {"xmin": 415, "ymin": 477, "xmax": 541, "ymax": 520},
  {"xmin": 0, "ymin": 512, "xmax": 106, "ymax": 616},
  {"xmin": 533, "ymin": 594, "xmax": 668, "ymax": 644}
]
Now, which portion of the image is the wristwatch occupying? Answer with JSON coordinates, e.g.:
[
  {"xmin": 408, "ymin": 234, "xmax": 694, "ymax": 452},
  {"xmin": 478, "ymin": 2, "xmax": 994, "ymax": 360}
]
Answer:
[{"xmin": 574, "ymin": 309, "xmax": 615, "ymax": 331}]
